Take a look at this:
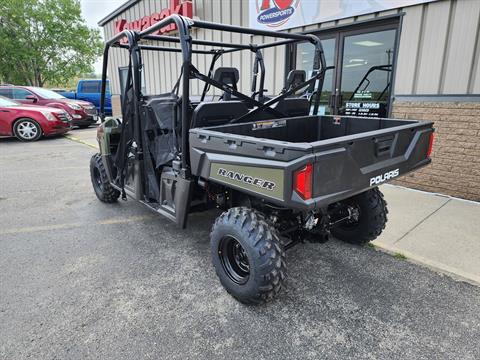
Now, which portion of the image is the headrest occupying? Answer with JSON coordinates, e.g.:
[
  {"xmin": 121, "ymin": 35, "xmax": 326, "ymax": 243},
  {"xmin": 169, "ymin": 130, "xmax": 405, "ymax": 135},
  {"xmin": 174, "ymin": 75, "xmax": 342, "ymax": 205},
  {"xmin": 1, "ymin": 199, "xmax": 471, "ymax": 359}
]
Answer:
[
  {"xmin": 286, "ymin": 70, "xmax": 306, "ymax": 89},
  {"xmin": 213, "ymin": 67, "xmax": 240, "ymax": 86}
]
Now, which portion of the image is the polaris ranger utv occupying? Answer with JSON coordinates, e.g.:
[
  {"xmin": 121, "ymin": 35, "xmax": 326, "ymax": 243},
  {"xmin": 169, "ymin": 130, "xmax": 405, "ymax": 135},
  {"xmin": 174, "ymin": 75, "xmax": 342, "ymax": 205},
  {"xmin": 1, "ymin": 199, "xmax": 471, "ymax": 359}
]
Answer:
[{"xmin": 91, "ymin": 15, "xmax": 434, "ymax": 304}]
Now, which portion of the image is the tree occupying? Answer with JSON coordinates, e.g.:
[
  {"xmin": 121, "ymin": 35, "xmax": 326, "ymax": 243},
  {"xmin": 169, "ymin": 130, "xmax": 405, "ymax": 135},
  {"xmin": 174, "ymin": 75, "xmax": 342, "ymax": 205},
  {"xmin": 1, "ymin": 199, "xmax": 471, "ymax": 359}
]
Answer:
[{"xmin": 0, "ymin": 0, "xmax": 103, "ymax": 87}]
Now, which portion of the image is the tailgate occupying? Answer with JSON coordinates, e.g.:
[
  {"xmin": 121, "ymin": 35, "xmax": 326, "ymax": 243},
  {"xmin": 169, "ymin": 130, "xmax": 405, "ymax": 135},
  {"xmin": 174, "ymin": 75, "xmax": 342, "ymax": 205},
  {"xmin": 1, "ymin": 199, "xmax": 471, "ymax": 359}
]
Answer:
[{"xmin": 309, "ymin": 118, "xmax": 434, "ymax": 206}]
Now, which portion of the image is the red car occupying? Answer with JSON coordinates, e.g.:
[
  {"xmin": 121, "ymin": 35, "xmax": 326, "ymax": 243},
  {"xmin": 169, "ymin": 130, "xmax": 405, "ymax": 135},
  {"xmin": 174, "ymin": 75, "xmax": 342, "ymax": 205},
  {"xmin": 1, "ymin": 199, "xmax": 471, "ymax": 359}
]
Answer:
[
  {"xmin": 0, "ymin": 85, "xmax": 97, "ymax": 128},
  {"xmin": 0, "ymin": 96, "xmax": 71, "ymax": 141}
]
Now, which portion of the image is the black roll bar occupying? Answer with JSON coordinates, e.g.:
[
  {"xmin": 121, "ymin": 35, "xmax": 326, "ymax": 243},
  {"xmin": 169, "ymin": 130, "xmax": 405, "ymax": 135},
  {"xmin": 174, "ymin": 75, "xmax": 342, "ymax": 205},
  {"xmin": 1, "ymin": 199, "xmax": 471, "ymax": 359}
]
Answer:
[
  {"xmin": 251, "ymin": 50, "xmax": 266, "ymax": 101},
  {"xmin": 200, "ymin": 51, "xmax": 223, "ymax": 102},
  {"xmin": 190, "ymin": 19, "xmax": 314, "ymax": 41},
  {"xmin": 114, "ymin": 43, "xmax": 219, "ymax": 55},
  {"xmin": 100, "ymin": 14, "xmax": 327, "ymax": 179},
  {"xmin": 142, "ymin": 34, "xmax": 253, "ymax": 50}
]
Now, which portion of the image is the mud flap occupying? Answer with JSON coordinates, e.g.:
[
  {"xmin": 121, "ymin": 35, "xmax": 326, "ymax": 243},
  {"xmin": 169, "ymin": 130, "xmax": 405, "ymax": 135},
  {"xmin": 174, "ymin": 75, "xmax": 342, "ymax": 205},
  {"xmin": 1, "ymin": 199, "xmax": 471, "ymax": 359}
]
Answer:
[{"xmin": 158, "ymin": 169, "xmax": 193, "ymax": 228}]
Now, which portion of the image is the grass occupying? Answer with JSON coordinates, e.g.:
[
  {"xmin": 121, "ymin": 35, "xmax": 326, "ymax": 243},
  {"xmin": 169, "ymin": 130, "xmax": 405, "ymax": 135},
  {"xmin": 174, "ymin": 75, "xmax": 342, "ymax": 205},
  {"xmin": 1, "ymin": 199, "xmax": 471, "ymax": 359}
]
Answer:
[{"xmin": 394, "ymin": 252, "xmax": 407, "ymax": 260}]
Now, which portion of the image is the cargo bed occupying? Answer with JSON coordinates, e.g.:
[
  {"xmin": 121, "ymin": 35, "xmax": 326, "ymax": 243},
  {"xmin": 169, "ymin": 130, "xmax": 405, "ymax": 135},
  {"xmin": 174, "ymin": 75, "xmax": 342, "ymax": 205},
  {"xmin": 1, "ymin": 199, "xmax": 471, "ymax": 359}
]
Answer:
[{"xmin": 190, "ymin": 115, "xmax": 434, "ymax": 210}]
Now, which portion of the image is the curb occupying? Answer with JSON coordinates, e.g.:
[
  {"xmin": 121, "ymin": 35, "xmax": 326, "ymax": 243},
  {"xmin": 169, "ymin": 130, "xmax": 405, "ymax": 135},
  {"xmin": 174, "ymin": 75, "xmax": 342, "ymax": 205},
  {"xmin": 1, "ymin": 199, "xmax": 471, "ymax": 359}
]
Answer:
[{"xmin": 372, "ymin": 241, "xmax": 480, "ymax": 288}]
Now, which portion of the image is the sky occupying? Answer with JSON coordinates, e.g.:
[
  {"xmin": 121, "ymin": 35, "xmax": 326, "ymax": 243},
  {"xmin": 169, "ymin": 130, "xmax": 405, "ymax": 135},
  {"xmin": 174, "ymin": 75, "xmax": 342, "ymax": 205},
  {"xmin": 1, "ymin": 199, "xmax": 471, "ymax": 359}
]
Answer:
[{"xmin": 80, "ymin": 0, "xmax": 127, "ymax": 73}]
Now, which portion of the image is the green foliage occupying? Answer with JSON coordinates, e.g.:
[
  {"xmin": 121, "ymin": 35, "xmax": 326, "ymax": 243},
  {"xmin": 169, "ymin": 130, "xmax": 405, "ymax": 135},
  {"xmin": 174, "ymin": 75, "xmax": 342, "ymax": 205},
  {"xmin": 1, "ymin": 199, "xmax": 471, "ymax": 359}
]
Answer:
[
  {"xmin": 45, "ymin": 72, "xmax": 101, "ymax": 90},
  {"xmin": 0, "ymin": 0, "xmax": 103, "ymax": 87}
]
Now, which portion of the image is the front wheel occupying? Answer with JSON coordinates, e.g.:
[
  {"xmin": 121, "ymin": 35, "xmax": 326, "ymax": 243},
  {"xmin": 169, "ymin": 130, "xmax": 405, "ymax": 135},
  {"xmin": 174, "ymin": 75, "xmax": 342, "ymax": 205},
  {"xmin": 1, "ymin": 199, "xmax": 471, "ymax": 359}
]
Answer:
[
  {"xmin": 331, "ymin": 187, "xmax": 388, "ymax": 245},
  {"xmin": 13, "ymin": 118, "xmax": 42, "ymax": 141},
  {"xmin": 210, "ymin": 207, "xmax": 287, "ymax": 305},
  {"xmin": 90, "ymin": 153, "xmax": 120, "ymax": 203}
]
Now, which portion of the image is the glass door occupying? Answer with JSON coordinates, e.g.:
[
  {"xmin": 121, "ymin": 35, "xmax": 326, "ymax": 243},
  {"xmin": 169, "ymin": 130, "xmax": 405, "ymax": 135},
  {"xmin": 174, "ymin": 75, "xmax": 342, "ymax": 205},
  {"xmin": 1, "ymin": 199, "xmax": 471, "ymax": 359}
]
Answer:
[
  {"xmin": 295, "ymin": 37, "xmax": 336, "ymax": 115},
  {"xmin": 290, "ymin": 19, "xmax": 399, "ymax": 117},
  {"xmin": 337, "ymin": 29, "xmax": 396, "ymax": 117}
]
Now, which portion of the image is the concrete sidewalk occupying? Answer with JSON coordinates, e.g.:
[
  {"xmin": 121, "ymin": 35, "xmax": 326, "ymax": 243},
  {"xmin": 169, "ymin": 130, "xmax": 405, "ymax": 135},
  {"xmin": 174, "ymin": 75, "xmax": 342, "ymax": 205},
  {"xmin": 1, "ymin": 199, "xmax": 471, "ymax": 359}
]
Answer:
[
  {"xmin": 375, "ymin": 185, "xmax": 480, "ymax": 286},
  {"xmin": 64, "ymin": 128, "xmax": 480, "ymax": 286}
]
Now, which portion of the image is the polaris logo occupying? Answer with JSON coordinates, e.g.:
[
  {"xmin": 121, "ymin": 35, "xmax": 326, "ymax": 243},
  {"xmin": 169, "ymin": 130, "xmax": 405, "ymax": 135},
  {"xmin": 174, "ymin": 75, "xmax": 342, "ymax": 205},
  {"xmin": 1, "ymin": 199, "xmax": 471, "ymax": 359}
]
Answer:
[
  {"xmin": 370, "ymin": 168, "xmax": 400, "ymax": 186},
  {"xmin": 217, "ymin": 168, "xmax": 276, "ymax": 191}
]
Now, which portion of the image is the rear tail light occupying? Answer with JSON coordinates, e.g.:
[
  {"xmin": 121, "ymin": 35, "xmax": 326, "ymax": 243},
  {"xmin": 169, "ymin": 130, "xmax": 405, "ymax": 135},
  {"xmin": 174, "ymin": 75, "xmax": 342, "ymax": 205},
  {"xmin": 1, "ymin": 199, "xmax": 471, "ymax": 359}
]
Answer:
[
  {"xmin": 427, "ymin": 132, "xmax": 434, "ymax": 158},
  {"xmin": 293, "ymin": 163, "xmax": 313, "ymax": 200}
]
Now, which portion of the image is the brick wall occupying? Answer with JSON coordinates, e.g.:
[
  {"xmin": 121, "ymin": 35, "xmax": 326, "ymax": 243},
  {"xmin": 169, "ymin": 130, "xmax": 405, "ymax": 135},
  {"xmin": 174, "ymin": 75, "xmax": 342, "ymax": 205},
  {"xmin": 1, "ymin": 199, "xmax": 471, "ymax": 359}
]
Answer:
[{"xmin": 391, "ymin": 101, "xmax": 480, "ymax": 202}]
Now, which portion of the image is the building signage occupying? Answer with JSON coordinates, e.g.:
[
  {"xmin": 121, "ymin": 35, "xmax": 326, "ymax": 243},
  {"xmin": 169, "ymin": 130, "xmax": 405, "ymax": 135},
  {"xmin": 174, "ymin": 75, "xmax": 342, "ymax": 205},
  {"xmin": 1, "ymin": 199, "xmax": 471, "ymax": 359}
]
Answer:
[
  {"xmin": 256, "ymin": 0, "xmax": 301, "ymax": 28},
  {"xmin": 250, "ymin": 0, "xmax": 436, "ymax": 31},
  {"xmin": 114, "ymin": 0, "xmax": 192, "ymax": 35}
]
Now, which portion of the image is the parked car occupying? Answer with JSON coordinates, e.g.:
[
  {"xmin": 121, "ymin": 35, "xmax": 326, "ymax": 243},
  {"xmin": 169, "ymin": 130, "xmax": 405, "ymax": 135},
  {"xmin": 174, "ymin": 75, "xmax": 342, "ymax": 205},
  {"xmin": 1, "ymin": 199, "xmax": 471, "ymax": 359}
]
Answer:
[
  {"xmin": 0, "ymin": 85, "xmax": 97, "ymax": 128},
  {"xmin": 58, "ymin": 79, "xmax": 112, "ymax": 115},
  {"xmin": 0, "ymin": 96, "xmax": 71, "ymax": 141}
]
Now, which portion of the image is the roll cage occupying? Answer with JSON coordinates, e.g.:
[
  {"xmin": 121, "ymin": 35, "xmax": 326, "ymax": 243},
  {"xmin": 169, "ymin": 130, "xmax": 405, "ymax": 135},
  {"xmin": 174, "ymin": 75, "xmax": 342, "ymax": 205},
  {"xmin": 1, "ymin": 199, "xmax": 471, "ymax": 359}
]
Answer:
[{"xmin": 99, "ymin": 14, "xmax": 327, "ymax": 179}]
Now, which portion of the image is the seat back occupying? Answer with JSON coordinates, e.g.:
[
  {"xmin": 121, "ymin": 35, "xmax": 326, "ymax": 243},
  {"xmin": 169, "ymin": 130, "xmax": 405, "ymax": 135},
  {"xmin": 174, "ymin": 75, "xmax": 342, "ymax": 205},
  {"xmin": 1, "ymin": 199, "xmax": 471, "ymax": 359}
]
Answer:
[
  {"xmin": 191, "ymin": 101, "xmax": 249, "ymax": 128},
  {"xmin": 213, "ymin": 67, "xmax": 239, "ymax": 100},
  {"xmin": 285, "ymin": 70, "xmax": 306, "ymax": 91}
]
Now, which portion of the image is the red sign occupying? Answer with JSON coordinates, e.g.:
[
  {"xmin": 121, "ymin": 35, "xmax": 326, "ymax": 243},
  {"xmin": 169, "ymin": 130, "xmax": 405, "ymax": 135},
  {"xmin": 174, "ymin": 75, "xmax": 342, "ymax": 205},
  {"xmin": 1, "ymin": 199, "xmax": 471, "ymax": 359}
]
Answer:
[{"xmin": 114, "ymin": 0, "xmax": 192, "ymax": 36}]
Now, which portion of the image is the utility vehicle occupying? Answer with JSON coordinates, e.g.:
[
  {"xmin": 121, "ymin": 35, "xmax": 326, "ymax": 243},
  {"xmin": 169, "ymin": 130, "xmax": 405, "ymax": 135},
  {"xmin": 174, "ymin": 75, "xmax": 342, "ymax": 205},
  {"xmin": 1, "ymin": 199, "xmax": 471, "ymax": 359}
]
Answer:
[{"xmin": 90, "ymin": 15, "xmax": 434, "ymax": 304}]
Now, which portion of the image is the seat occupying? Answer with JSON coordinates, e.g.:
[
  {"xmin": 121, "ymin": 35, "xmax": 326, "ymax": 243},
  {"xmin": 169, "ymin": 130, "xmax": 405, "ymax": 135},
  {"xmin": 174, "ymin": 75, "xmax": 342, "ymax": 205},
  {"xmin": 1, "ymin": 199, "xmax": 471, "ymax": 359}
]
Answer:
[
  {"xmin": 191, "ymin": 100, "xmax": 249, "ymax": 128},
  {"xmin": 273, "ymin": 97, "xmax": 310, "ymax": 117},
  {"xmin": 269, "ymin": 70, "xmax": 309, "ymax": 117},
  {"xmin": 285, "ymin": 70, "xmax": 306, "ymax": 92},
  {"xmin": 213, "ymin": 67, "xmax": 239, "ymax": 100}
]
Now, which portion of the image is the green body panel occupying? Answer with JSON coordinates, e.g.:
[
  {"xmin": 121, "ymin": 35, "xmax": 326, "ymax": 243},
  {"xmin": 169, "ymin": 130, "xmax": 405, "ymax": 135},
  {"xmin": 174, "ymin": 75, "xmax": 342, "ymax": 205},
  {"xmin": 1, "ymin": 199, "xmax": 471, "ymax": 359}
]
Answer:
[
  {"xmin": 98, "ymin": 117, "xmax": 122, "ymax": 155},
  {"xmin": 210, "ymin": 163, "xmax": 285, "ymax": 201}
]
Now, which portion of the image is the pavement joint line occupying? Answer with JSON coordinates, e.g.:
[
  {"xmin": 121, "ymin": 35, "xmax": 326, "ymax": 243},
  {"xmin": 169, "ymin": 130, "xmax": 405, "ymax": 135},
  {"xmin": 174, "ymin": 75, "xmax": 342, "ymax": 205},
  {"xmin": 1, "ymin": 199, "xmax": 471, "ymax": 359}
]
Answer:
[
  {"xmin": 97, "ymin": 215, "xmax": 153, "ymax": 225},
  {"xmin": 2, "ymin": 166, "xmax": 86, "ymax": 174},
  {"xmin": 64, "ymin": 134, "xmax": 98, "ymax": 150},
  {"xmin": 384, "ymin": 183, "xmax": 480, "ymax": 205},
  {"xmin": 392, "ymin": 198, "xmax": 452, "ymax": 245},
  {"xmin": 0, "ymin": 215, "xmax": 155, "ymax": 236},
  {"xmin": 0, "ymin": 222, "xmax": 82, "ymax": 235},
  {"xmin": 372, "ymin": 241, "xmax": 480, "ymax": 288}
]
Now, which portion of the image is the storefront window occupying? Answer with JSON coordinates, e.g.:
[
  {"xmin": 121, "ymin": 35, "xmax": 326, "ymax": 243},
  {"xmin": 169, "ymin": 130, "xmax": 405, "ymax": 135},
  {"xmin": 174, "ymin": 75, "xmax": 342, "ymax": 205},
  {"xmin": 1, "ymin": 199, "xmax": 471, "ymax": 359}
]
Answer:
[
  {"xmin": 340, "ymin": 29, "xmax": 396, "ymax": 117},
  {"xmin": 296, "ymin": 38, "xmax": 335, "ymax": 115}
]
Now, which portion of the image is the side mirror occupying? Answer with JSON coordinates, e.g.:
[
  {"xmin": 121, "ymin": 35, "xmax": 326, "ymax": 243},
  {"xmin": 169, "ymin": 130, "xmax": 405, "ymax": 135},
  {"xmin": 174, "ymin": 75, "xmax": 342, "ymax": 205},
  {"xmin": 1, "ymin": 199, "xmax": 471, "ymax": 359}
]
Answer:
[{"xmin": 25, "ymin": 95, "xmax": 38, "ymax": 103}]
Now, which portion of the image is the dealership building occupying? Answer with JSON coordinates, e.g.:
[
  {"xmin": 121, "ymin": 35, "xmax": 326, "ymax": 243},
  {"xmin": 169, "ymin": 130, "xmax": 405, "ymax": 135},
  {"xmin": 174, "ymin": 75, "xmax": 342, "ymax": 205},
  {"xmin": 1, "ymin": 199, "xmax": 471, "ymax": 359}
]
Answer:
[{"xmin": 99, "ymin": 0, "xmax": 480, "ymax": 201}]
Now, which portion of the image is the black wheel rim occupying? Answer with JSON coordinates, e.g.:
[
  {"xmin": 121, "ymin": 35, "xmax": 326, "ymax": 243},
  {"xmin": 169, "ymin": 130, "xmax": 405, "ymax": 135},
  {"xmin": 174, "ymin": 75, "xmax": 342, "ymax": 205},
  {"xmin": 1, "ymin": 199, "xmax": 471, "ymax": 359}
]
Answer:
[
  {"xmin": 93, "ymin": 167, "xmax": 103, "ymax": 191},
  {"xmin": 219, "ymin": 236, "xmax": 250, "ymax": 285}
]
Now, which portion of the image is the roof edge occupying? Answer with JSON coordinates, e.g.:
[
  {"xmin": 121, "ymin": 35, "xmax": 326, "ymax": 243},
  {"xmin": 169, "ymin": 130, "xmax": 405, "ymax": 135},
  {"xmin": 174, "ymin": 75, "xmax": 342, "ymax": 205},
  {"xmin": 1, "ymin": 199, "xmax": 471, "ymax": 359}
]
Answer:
[{"xmin": 98, "ymin": 0, "xmax": 140, "ymax": 26}]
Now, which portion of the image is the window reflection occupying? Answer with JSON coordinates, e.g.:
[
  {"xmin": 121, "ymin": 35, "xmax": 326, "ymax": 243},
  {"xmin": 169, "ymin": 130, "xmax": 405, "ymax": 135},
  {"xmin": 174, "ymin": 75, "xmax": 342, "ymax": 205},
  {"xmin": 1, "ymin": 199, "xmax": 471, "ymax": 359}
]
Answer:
[{"xmin": 296, "ymin": 38, "xmax": 335, "ymax": 115}]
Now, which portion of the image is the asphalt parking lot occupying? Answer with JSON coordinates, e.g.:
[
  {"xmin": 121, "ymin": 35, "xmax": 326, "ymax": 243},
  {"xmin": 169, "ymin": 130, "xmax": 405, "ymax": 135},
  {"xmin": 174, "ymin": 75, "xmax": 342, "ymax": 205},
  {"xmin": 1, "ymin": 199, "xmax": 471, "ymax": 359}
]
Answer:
[{"xmin": 1, "ymin": 131, "xmax": 480, "ymax": 360}]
